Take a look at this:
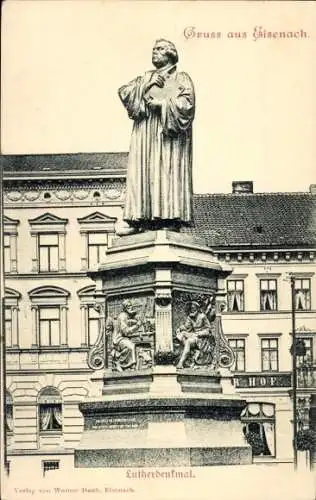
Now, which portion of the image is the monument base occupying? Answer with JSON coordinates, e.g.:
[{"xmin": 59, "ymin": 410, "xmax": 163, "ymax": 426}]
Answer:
[
  {"xmin": 76, "ymin": 230, "xmax": 252, "ymax": 468},
  {"xmin": 75, "ymin": 388, "xmax": 252, "ymax": 468}
]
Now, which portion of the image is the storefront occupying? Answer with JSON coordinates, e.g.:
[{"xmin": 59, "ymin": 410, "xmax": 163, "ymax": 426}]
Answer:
[{"xmin": 234, "ymin": 373, "xmax": 293, "ymax": 462}]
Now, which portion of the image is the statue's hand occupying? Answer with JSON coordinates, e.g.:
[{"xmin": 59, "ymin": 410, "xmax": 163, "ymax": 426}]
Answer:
[
  {"xmin": 147, "ymin": 98, "xmax": 162, "ymax": 109},
  {"xmin": 149, "ymin": 73, "xmax": 165, "ymax": 88},
  {"xmin": 143, "ymin": 74, "xmax": 165, "ymax": 95}
]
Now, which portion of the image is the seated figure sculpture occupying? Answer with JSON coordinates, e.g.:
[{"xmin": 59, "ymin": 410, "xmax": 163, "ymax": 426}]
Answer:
[
  {"xmin": 111, "ymin": 299, "xmax": 144, "ymax": 371},
  {"xmin": 176, "ymin": 300, "xmax": 216, "ymax": 369}
]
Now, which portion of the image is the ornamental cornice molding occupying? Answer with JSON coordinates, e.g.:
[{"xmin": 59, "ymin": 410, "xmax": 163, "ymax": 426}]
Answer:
[
  {"xmin": 215, "ymin": 249, "xmax": 316, "ymax": 263},
  {"xmin": 3, "ymin": 178, "xmax": 126, "ymax": 206}
]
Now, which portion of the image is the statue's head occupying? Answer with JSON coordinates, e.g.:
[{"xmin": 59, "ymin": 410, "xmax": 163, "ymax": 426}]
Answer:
[
  {"xmin": 189, "ymin": 301, "xmax": 200, "ymax": 315},
  {"xmin": 152, "ymin": 39, "xmax": 178, "ymax": 69},
  {"xmin": 122, "ymin": 299, "xmax": 136, "ymax": 316}
]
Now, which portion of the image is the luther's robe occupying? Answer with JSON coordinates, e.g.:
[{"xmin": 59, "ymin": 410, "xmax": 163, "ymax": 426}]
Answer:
[{"xmin": 118, "ymin": 68, "xmax": 195, "ymax": 224}]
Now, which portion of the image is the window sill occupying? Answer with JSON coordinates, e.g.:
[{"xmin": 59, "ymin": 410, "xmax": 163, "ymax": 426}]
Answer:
[
  {"xmin": 12, "ymin": 346, "xmax": 89, "ymax": 353},
  {"xmin": 223, "ymin": 311, "xmax": 245, "ymax": 314},
  {"xmin": 260, "ymin": 371, "xmax": 280, "ymax": 374},
  {"xmin": 253, "ymin": 456, "xmax": 277, "ymax": 462},
  {"xmin": 40, "ymin": 431, "xmax": 62, "ymax": 436}
]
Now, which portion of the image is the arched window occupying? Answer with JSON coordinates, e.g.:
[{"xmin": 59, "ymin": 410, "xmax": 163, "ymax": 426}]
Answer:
[
  {"xmin": 38, "ymin": 387, "xmax": 62, "ymax": 433},
  {"xmin": 28, "ymin": 286, "xmax": 70, "ymax": 347},
  {"xmin": 241, "ymin": 403, "xmax": 275, "ymax": 457},
  {"xmin": 77, "ymin": 285, "xmax": 99, "ymax": 347},
  {"xmin": 6, "ymin": 391, "xmax": 13, "ymax": 433},
  {"xmin": 5, "ymin": 288, "xmax": 21, "ymax": 348}
]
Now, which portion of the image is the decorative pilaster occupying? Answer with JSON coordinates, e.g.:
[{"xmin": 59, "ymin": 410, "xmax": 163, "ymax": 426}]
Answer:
[
  {"xmin": 80, "ymin": 232, "xmax": 88, "ymax": 271},
  {"xmin": 31, "ymin": 305, "xmax": 38, "ymax": 346},
  {"xmin": 80, "ymin": 304, "xmax": 88, "ymax": 346},
  {"xmin": 59, "ymin": 232, "xmax": 66, "ymax": 272},
  {"xmin": 12, "ymin": 306, "xmax": 19, "ymax": 347},
  {"xmin": 11, "ymin": 233, "xmax": 18, "ymax": 273},
  {"xmin": 154, "ymin": 268, "xmax": 174, "ymax": 362},
  {"xmin": 154, "ymin": 293, "xmax": 173, "ymax": 355},
  {"xmin": 30, "ymin": 233, "xmax": 38, "ymax": 272},
  {"xmin": 60, "ymin": 305, "xmax": 68, "ymax": 345}
]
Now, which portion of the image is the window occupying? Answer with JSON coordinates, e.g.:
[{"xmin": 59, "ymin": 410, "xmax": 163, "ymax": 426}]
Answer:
[
  {"xmin": 260, "ymin": 279, "xmax": 277, "ymax": 311},
  {"xmin": 294, "ymin": 279, "xmax": 311, "ymax": 311},
  {"xmin": 87, "ymin": 232, "xmax": 108, "ymax": 268},
  {"xmin": 38, "ymin": 387, "xmax": 62, "ymax": 434},
  {"xmin": 38, "ymin": 234, "xmax": 59, "ymax": 272},
  {"xmin": 228, "ymin": 339, "xmax": 246, "ymax": 372},
  {"xmin": 297, "ymin": 397, "xmax": 311, "ymax": 431},
  {"xmin": 28, "ymin": 213, "xmax": 68, "ymax": 273},
  {"xmin": 261, "ymin": 339, "xmax": 279, "ymax": 372},
  {"xmin": 241, "ymin": 403, "xmax": 275, "ymax": 457},
  {"xmin": 77, "ymin": 212, "xmax": 116, "ymax": 271},
  {"xmin": 42, "ymin": 461, "xmax": 60, "ymax": 477},
  {"xmin": 4, "ymin": 234, "xmax": 11, "ymax": 272},
  {"xmin": 6, "ymin": 392, "xmax": 13, "ymax": 434},
  {"xmin": 87, "ymin": 305, "xmax": 100, "ymax": 346},
  {"xmin": 77, "ymin": 285, "xmax": 101, "ymax": 346},
  {"xmin": 297, "ymin": 338, "xmax": 315, "ymax": 388},
  {"xmin": 29, "ymin": 286, "xmax": 70, "ymax": 347},
  {"xmin": 4, "ymin": 288, "xmax": 21, "ymax": 348},
  {"xmin": 297, "ymin": 338, "xmax": 313, "ymax": 367},
  {"xmin": 5, "ymin": 308, "xmax": 12, "ymax": 348},
  {"xmin": 3, "ymin": 215, "xmax": 19, "ymax": 273},
  {"xmin": 227, "ymin": 280, "xmax": 244, "ymax": 312},
  {"xmin": 39, "ymin": 308, "xmax": 60, "ymax": 347}
]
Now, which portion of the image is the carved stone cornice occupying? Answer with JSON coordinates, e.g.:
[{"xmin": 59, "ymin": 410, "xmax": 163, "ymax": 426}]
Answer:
[
  {"xmin": 3, "ymin": 178, "xmax": 126, "ymax": 207},
  {"xmin": 216, "ymin": 249, "xmax": 316, "ymax": 264}
]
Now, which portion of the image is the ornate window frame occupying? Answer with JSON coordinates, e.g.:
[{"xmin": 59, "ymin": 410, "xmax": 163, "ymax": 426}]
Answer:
[
  {"xmin": 241, "ymin": 403, "xmax": 276, "ymax": 458},
  {"xmin": 28, "ymin": 213, "xmax": 68, "ymax": 273},
  {"xmin": 77, "ymin": 212, "xmax": 116, "ymax": 271},
  {"xmin": 259, "ymin": 336, "xmax": 280, "ymax": 372},
  {"xmin": 6, "ymin": 391, "xmax": 14, "ymax": 435},
  {"xmin": 3, "ymin": 215, "xmax": 19, "ymax": 273},
  {"xmin": 226, "ymin": 277, "xmax": 246, "ymax": 312},
  {"xmin": 4, "ymin": 288, "xmax": 21, "ymax": 348},
  {"xmin": 38, "ymin": 387, "xmax": 62, "ymax": 435},
  {"xmin": 228, "ymin": 337, "xmax": 246, "ymax": 372},
  {"xmin": 28, "ymin": 286, "xmax": 70, "ymax": 347}
]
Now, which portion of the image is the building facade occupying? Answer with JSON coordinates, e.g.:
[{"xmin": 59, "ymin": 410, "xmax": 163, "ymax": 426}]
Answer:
[{"xmin": 2, "ymin": 154, "xmax": 316, "ymax": 474}]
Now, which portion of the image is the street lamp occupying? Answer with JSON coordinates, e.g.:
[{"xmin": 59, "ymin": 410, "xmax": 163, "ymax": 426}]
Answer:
[
  {"xmin": 288, "ymin": 276, "xmax": 306, "ymax": 470},
  {"xmin": 290, "ymin": 276, "xmax": 298, "ymax": 470}
]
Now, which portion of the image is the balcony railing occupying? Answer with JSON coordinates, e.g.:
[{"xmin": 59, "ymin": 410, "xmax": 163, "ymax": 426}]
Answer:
[{"xmin": 297, "ymin": 363, "xmax": 316, "ymax": 389}]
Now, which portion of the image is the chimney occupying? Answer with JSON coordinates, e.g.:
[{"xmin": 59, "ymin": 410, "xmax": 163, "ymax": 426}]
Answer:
[
  {"xmin": 309, "ymin": 184, "xmax": 316, "ymax": 194},
  {"xmin": 232, "ymin": 181, "xmax": 254, "ymax": 194}
]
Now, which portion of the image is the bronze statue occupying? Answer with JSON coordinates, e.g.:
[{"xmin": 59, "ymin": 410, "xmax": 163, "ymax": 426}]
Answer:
[{"xmin": 118, "ymin": 39, "xmax": 195, "ymax": 232}]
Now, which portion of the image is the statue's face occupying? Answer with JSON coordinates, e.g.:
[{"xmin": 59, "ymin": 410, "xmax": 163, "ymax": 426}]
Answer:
[
  {"xmin": 152, "ymin": 42, "xmax": 170, "ymax": 68},
  {"xmin": 190, "ymin": 303, "xmax": 199, "ymax": 316},
  {"xmin": 125, "ymin": 302, "xmax": 135, "ymax": 316}
]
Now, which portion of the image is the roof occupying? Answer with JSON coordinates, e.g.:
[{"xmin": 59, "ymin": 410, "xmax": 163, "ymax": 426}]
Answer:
[
  {"xmin": 1, "ymin": 152, "xmax": 128, "ymax": 179},
  {"xmin": 189, "ymin": 193, "xmax": 316, "ymax": 248},
  {"xmin": 2, "ymin": 152, "xmax": 315, "ymax": 248}
]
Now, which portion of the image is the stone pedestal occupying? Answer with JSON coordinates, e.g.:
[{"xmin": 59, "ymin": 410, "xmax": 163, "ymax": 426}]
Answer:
[{"xmin": 75, "ymin": 230, "xmax": 252, "ymax": 467}]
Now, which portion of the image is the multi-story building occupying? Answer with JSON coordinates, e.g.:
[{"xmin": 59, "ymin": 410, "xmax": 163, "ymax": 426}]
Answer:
[
  {"xmin": 191, "ymin": 181, "xmax": 316, "ymax": 462},
  {"xmin": 2, "ymin": 154, "xmax": 316, "ymax": 474}
]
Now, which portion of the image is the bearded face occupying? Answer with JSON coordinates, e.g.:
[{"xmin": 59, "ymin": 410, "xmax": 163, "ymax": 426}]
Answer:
[{"xmin": 152, "ymin": 42, "xmax": 170, "ymax": 69}]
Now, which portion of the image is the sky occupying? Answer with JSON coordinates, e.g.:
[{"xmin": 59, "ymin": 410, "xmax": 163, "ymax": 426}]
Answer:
[{"xmin": 1, "ymin": 0, "xmax": 316, "ymax": 194}]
